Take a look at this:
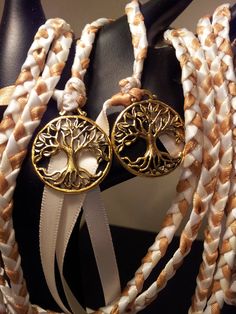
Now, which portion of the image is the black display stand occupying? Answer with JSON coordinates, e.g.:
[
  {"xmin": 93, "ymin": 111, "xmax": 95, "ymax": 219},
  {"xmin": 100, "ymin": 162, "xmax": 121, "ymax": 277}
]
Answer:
[{"xmin": 0, "ymin": 0, "xmax": 235, "ymax": 313}]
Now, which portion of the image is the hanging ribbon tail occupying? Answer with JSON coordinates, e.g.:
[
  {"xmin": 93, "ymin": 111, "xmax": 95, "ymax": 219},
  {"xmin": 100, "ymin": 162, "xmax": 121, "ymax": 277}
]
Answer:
[
  {"xmin": 40, "ymin": 186, "xmax": 72, "ymax": 314},
  {"xmin": 95, "ymin": 100, "xmax": 111, "ymax": 136},
  {"xmin": 40, "ymin": 155, "xmax": 85, "ymax": 314},
  {"xmin": 83, "ymin": 187, "xmax": 121, "ymax": 305},
  {"xmin": 55, "ymin": 192, "xmax": 87, "ymax": 314}
]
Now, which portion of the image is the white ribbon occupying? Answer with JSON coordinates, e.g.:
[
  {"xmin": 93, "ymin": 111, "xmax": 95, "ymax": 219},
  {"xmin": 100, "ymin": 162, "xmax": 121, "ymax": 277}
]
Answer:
[{"xmin": 83, "ymin": 188, "xmax": 121, "ymax": 304}]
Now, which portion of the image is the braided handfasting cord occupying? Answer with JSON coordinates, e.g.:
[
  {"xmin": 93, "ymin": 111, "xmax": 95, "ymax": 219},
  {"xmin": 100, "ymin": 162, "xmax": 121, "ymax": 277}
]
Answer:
[
  {"xmin": 38, "ymin": 17, "xmax": 114, "ymax": 313},
  {"xmin": 97, "ymin": 4, "xmax": 232, "ymax": 313},
  {"xmin": 0, "ymin": 1, "xmax": 236, "ymax": 314},
  {"xmin": 205, "ymin": 9, "xmax": 236, "ymax": 313},
  {"xmin": 223, "ymin": 99, "xmax": 236, "ymax": 308},
  {"xmin": 0, "ymin": 19, "xmax": 72, "ymax": 156},
  {"xmin": 95, "ymin": 2, "xmax": 205, "ymax": 314},
  {"xmin": 0, "ymin": 19, "xmax": 73, "ymax": 313},
  {"xmin": 92, "ymin": 2, "xmax": 202, "ymax": 313},
  {"xmin": 0, "ymin": 1, "xmax": 149, "ymax": 313},
  {"xmin": 130, "ymin": 25, "xmax": 219, "ymax": 312},
  {"xmin": 95, "ymin": 6, "xmax": 204, "ymax": 314},
  {"xmin": 189, "ymin": 5, "xmax": 234, "ymax": 313},
  {"xmin": 54, "ymin": 17, "xmax": 112, "ymax": 115},
  {"xmin": 131, "ymin": 5, "xmax": 236, "ymax": 313},
  {"xmin": 96, "ymin": 0, "xmax": 148, "ymax": 119}
]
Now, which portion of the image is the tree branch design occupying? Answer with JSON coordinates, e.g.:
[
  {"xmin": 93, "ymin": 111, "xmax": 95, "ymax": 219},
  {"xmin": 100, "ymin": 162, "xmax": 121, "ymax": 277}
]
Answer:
[
  {"xmin": 113, "ymin": 100, "xmax": 184, "ymax": 175},
  {"xmin": 33, "ymin": 117, "xmax": 110, "ymax": 190}
]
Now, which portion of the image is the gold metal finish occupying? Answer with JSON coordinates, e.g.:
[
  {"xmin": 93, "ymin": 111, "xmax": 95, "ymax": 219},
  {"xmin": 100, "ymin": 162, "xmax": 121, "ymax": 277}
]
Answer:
[
  {"xmin": 32, "ymin": 115, "xmax": 112, "ymax": 193},
  {"xmin": 111, "ymin": 91, "xmax": 184, "ymax": 177}
]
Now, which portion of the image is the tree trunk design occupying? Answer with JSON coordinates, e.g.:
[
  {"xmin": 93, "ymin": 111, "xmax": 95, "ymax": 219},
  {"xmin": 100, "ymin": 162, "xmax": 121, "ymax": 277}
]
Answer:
[
  {"xmin": 32, "ymin": 115, "xmax": 112, "ymax": 193},
  {"xmin": 112, "ymin": 96, "xmax": 184, "ymax": 176}
]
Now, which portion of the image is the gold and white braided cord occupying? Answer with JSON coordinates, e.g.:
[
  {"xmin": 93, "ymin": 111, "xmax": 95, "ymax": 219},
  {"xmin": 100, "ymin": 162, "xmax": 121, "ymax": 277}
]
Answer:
[
  {"xmin": 125, "ymin": 0, "xmax": 147, "ymax": 82},
  {"xmin": 96, "ymin": 4, "xmax": 205, "ymax": 310},
  {"xmin": 0, "ymin": 2, "xmax": 236, "ymax": 314},
  {"xmin": 128, "ymin": 27, "xmax": 218, "ymax": 313},
  {"xmin": 0, "ymin": 19, "xmax": 71, "ymax": 157},
  {"xmin": 0, "ymin": 18, "xmax": 73, "ymax": 313},
  {"xmin": 189, "ymin": 5, "xmax": 234, "ymax": 313},
  {"xmin": 200, "ymin": 8, "xmax": 236, "ymax": 314},
  {"xmin": 129, "ymin": 5, "xmax": 236, "ymax": 314},
  {"xmin": 0, "ymin": 1, "xmax": 148, "ymax": 313},
  {"xmin": 55, "ymin": 17, "xmax": 111, "ymax": 115},
  {"xmin": 119, "ymin": 0, "xmax": 148, "ymax": 94},
  {"xmin": 99, "ymin": 32, "xmax": 205, "ymax": 314},
  {"xmin": 0, "ymin": 15, "xmax": 111, "ymax": 314},
  {"xmin": 205, "ymin": 10, "xmax": 236, "ymax": 314},
  {"xmin": 97, "ymin": 3, "xmax": 233, "ymax": 312}
]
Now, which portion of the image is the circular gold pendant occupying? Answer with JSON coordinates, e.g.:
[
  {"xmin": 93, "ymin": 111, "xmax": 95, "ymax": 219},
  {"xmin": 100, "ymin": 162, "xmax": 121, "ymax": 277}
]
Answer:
[
  {"xmin": 111, "ymin": 91, "xmax": 184, "ymax": 177},
  {"xmin": 32, "ymin": 115, "xmax": 112, "ymax": 193}
]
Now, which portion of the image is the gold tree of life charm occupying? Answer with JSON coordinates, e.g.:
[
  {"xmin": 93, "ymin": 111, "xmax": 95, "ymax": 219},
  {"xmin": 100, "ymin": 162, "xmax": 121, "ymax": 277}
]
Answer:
[
  {"xmin": 111, "ymin": 91, "xmax": 184, "ymax": 177},
  {"xmin": 32, "ymin": 113, "xmax": 112, "ymax": 193}
]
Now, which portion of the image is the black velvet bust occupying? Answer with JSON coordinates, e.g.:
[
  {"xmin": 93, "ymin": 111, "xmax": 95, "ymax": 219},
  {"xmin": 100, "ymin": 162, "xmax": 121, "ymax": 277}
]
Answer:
[{"xmin": 0, "ymin": 0, "xmax": 235, "ymax": 313}]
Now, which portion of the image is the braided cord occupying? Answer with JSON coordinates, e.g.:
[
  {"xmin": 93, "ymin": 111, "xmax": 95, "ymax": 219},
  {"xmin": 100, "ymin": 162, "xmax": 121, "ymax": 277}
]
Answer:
[
  {"xmin": 0, "ymin": 1, "xmax": 236, "ymax": 314},
  {"xmin": 95, "ymin": 2, "xmax": 205, "ymax": 309},
  {"xmin": 55, "ymin": 17, "xmax": 111, "ymax": 115},
  {"xmin": 0, "ymin": 1, "xmax": 147, "ymax": 312},
  {"xmin": 0, "ymin": 19, "xmax": 73, "ymax": 313},
  {"xmin": 118, "ymin": 5, "xmax": 236, "ymax": 313},
  {"xmin": 112, "ymin": 0, "xmax": 148, "ymax": 99},
  {"xmin": 94, "ymin": 26, "xmax": 205, "ymax": 314},
  {"xmin": 126, "ymin": 0, "xmax": 147, "ymax": 82},
  {"xmin": 205, "ymin": 6, "xmax": 236, "ymax": 313},
  {"xmin": 129, "ymin": 27, "xmax": 219, "ymax": 312},
  {"xmin": 0, "ymin": 19, "xmax": 67, "ymax": 157},
  {"xmin": 39, "ymin": 17, "xmax": 112, "ymax": 312},
  {"xmin": 96, "ymin": 2, "xmax": 207, "ymax": 313},
  {"xmin": 189, "ymin": 5, "xmax": 234, "ymax": 313}
]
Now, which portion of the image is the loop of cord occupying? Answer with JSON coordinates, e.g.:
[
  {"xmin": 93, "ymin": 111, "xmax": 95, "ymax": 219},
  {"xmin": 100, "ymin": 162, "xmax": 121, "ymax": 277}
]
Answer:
[
  {"xmin": 119, "ymin": 77, "xmax": 141, "ymax": 94},
  {"xmin": 54, "ymin": 77, "xmax": 87, "ymax": 114}
]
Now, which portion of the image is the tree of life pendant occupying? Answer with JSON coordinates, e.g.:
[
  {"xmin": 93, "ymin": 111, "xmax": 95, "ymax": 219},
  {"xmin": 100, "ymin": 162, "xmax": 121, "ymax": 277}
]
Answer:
[
  {"xmin": 32, "ymin": 115, "xmax": 112, "ymax": 193},
  {"xmin": 111, "ymin": 91, "xmax": 185, "ymax": 177}
]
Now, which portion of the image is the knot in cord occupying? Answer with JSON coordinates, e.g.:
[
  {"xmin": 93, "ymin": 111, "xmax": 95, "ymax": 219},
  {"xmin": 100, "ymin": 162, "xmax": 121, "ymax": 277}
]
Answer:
[
  {"xmin": 119, "ymin": 76, "xmax": 141, "ymax": 94},
  {"xmin": 109, "ymin": 77, "xmax": 143, "ymax": 107},
  {"xmin": 54, "ymin": 77, "xmax": 87, "ymax": 114}
]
